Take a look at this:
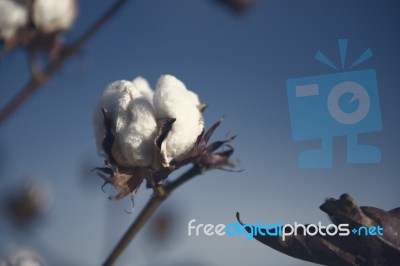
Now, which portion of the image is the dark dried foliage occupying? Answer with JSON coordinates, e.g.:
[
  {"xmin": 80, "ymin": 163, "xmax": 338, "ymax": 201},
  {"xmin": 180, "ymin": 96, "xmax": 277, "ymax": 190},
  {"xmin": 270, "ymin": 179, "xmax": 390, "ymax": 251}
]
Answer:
[{"xmin": 237, "ymin": 193, "xmax": 400, "ymax": 266}]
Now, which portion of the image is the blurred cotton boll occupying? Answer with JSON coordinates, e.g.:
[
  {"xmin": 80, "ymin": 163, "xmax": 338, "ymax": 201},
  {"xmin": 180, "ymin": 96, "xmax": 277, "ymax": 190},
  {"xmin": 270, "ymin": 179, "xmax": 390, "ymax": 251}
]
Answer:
[
  {"xmin": 32, "ymin": 0, "xmax": 77, "ymax": 34},
  {"xmin": 0, "ymin": 0, "xmax": 78, "ymax": 56},
  {"xmin": 213, "ymin": 0, "xmax": 256, "ymax": 14},
  {"xmin": 0, "ymin": 0, "xmax": 28, "ymax": 41},
  {"xmin": 3, "ymin": 180, "xmax": 54, "ymax": 229},
  {"xmin": 147, "ymin": 207, "xmax": 180, "ymax": 247},
  {"xmin": 154, "ymin": 75, "xmax": 204, "ymax": 165},
  {"xmin": 0, "ymin": 248, "xmax": 46, "ymax": 266}
]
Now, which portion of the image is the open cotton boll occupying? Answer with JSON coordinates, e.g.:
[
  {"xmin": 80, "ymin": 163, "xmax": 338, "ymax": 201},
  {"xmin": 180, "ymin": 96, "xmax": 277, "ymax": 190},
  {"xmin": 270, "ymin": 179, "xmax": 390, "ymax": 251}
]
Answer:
[
  {"xmin": 0, "ymin": 0, "xmax": 28, "ymax": 40},
  {"xmin": 120, "ymin": 98, "xmax": 158, "ymax": 167},
  {"xmin": 92, "ymin": 75, "xmax": 236, "ymax": 202},
  {"xmin": 154, "ymin": 75, "xmax": 204, "ymax": 164},
  {"xmin": 132, "ymin": 76, "xmax": 154, "ymax": 103},
  {"xmin": 32, "ymin": 0, "xmax": 77, "ymax": 33}
]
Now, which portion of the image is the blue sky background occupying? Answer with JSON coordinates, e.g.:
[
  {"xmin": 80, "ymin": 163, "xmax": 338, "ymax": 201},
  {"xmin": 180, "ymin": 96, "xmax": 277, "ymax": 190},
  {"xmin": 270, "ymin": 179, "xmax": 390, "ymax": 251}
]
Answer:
[{"xmin": 0, "ymin": 1, "xmax": 399, "ymax": 265}]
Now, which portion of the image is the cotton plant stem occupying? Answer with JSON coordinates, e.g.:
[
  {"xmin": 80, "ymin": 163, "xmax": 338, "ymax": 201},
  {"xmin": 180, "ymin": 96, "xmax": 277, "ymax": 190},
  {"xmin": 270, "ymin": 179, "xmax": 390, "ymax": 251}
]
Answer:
[
  {"xmin": 0, "ymin": 0, "xmax": 130, "ymax": 124},
  {"xmin": 102, "ymin": 165, "xmax": 202, "ymax": 266}
]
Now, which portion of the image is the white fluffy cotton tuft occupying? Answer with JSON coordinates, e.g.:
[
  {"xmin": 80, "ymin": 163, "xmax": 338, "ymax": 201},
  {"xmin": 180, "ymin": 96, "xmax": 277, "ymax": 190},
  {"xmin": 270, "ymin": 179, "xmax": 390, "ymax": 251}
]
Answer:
[
  {"xmin": 32, "ymin": 0, "xmax": 77, "ymax": 33},
  {"xmin": 153, "ymin": 75, "xmax": 204, "ymax": 164},
  {"xmin": 120, "ymin": 98, "xmax": 157, "ymax": 167},
  {"xmin": 187, "ymin": 90, "xmax": 201, "ymax": 106},
  {"xmin": 132, "ymin": 76, "xmax": 154, "ymax": 103},
  {"xmin": 0, "ymin": 0, "xmax": 28, "ymax": 40},
  {"xmin": 94, "ymin": 75, "xmax": 204, "ymax": 168},
  {"xmin": 93, "ymin": 80, "xmax": 136, "ymax": 151},
  {"xmin": 93, "ymin": 80, "xmax": 157, "ymax": 167}
]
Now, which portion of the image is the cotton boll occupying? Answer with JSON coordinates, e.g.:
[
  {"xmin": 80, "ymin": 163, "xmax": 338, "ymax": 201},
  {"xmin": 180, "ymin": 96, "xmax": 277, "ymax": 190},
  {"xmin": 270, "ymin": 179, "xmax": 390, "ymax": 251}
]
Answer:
[
  {"xmin": 7, "ymin": 248, "xmax": 45, "ymax": 266},
  {"xmin": 120, "ymin": 98, "xmax": 158, "ymax": 167},
  {"xmin": 154, "ymin": 75, "xmax": 204, "ymax": 164},
  {"xmin": 32, "ymin": 0, "xmax": 77, "ymax": 33},
  {"xmin": 132, "ymin": 76, "xmax": 154, "ymax": 103},
  {"xmin": 0, "ymin": 0, "xmax": 28, "ymax": 40}
]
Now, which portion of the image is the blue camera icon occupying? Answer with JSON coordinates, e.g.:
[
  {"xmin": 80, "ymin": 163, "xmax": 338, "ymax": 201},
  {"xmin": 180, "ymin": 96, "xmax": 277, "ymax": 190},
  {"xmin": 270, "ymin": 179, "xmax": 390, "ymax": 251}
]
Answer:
[{"xmin": 287, "ymin": 40, "xmax": 382, "ymax": 168}]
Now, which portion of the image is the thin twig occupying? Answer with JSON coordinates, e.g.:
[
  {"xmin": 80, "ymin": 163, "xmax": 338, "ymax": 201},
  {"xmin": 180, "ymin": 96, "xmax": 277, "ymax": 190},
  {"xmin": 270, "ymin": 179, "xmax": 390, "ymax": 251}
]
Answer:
[
  {"xmin": 0, "ymin": 0, "xmax": 130, "ymax": 124},
  {"xmin": 102, "ymin": 165, "xmax": 202, "ymax": 266}
]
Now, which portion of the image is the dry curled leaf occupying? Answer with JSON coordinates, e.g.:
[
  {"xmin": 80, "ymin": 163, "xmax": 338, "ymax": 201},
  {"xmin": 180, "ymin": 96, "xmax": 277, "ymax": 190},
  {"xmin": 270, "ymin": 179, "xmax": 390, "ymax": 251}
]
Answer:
[{"xmin": 237, "ymin": 193, "xmax": 400, "ymax": 266}]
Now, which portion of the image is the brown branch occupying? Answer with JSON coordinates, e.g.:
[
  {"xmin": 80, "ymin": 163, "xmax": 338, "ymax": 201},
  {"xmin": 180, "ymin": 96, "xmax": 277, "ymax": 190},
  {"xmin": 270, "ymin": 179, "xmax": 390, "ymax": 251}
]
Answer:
[
  {"xmin": 0, "ymin": 0, "xmax": 130, "ymax": 125},
  {"xmin": 102, "ymin": 165, "xmax": 203, "ymax": 266}
]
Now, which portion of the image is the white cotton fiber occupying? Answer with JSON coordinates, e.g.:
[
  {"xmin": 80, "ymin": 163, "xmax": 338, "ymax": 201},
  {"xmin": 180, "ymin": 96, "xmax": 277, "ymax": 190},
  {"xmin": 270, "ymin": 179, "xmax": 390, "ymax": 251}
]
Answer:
[
  {"xmin": 120, "ymin": 98, "xmax": 157, "ymax": 167},
  {"xmin": 153, "ymin": 75, "xmax": 204, "ymax": 164},
  {"xmin": 94, "ymin": 75, "xmax": 205, "ymax": 168},
  {"xmin": 93, "ymin": 79, "xmax": 157, "ymax": 167},
  {"xmin": 187, "ymin": 90, "xmax": 201, "ymax": 106},
  {"xmin": 0, "ymin": 0, "xmax": 28, "ymax": 40},
  {"xmin": 93, "ymin": 80, "xmax": 136, "ymax": 153},
  {"xmin": 132, "ymin": 76, "xmax": 154, "ymax": 104},
  {"xmin": 32, "ymin": 0, "xmax": 77, "ymax": 33}
]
